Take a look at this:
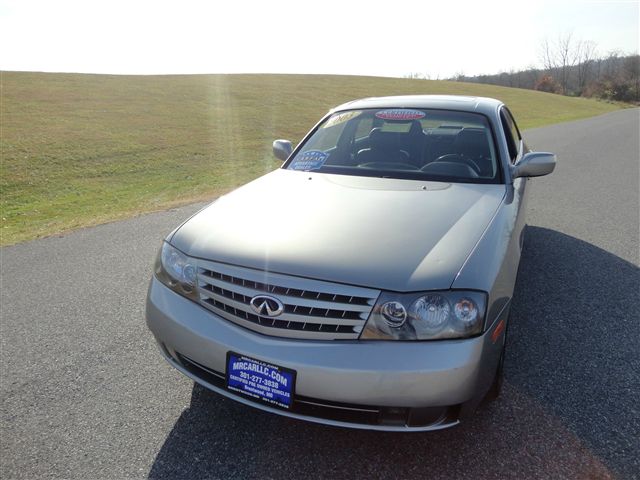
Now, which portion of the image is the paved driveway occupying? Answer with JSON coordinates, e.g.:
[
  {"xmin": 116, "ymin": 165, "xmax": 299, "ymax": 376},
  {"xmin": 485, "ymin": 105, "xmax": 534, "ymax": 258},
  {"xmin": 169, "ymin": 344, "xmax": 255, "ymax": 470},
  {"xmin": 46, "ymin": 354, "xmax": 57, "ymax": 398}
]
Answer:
[{"xmin": 1, "ymin": 108, "xmax": 638, "ymax": 479}]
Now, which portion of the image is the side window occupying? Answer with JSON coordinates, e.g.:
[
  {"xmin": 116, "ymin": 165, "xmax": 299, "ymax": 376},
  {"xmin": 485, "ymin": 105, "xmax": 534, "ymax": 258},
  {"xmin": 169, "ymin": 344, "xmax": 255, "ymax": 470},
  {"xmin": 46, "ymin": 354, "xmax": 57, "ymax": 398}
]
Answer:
[
  {"xmin": 504, "ymin": 108, "xmax": 522, "ymax": 144},
  {"xmin": 500, "ymin": 108, "xmax": 521, "ymax": 163}
]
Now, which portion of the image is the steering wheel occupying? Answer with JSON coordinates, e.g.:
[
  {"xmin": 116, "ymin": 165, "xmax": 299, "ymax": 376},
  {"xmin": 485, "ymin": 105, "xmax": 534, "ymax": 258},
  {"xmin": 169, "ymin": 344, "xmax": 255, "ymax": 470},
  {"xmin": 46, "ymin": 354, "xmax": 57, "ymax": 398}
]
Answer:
[{"xmin": 432, "ymin": 154, "xmax": 482, "ymax": 175}]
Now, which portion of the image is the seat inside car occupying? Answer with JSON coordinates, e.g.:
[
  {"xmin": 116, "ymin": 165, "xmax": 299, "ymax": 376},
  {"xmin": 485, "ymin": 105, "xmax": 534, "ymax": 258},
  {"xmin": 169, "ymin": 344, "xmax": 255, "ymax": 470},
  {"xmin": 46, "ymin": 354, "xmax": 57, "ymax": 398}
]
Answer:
[
  {"xmin": 405, "ymin": 120, "xmax": 427, "ymax": 167},
  {"xmin": 356, "ymin": 128, "xmax": 410, "ymax": 167},
  {"xmin": 453, "ymin": 128, "xmax": 493, "ymax": 176}
]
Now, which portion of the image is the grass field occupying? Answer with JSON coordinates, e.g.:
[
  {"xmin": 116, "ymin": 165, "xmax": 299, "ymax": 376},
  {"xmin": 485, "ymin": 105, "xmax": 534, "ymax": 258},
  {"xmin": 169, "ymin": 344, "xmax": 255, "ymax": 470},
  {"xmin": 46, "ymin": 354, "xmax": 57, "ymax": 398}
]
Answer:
[{"xmin": 0, "ymin": 71, "xmax": 622, "ymax": 245}]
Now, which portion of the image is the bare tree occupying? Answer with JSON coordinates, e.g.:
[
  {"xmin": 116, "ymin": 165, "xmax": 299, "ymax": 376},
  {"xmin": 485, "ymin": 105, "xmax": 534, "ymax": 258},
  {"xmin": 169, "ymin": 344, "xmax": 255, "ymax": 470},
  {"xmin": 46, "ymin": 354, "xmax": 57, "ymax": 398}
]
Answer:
[
  {"xmin": 623, "ymin": 55, "xmax": 640, "ymax": 101},
  {"xmin": 602, "ymin": 50, "xmax": 622, "ymax": 79},
  {"xmin": 539, "ymin": 33, "xmax": 582, "ymax": 93},
  {"xmin": 557, "ymin": 33, "xmax": 580, "ymax": 93},
  {"xmin": 576, "ymin": 41, "xmax": 598, "ymax": 93},
  {"xmin": 454, "ymin": 70, "xmax": 466, "ymax": 82},
  {"xmin": 525, "ymin": 65, "xmax": 541, "ymax": 90},
  {"xmin": 540, "ymin": 38, "xmax": 556, "ymax": 72}
]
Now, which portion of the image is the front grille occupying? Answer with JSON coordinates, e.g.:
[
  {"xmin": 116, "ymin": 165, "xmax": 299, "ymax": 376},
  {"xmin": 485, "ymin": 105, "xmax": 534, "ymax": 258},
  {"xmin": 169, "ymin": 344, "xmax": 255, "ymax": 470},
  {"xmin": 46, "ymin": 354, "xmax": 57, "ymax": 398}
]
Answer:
[{"xmin": 196, "ymin": 259, "xmax": 380, "ymax": 340}]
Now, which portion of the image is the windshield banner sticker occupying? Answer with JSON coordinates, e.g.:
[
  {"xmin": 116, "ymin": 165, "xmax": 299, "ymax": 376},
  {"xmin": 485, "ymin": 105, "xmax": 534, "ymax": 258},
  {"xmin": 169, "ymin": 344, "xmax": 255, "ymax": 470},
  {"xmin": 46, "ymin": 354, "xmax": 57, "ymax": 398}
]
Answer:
[
  {"xmin": 322, "ymin": 110, "xmax": 361, "ymax": 128},
  {"xmin": 290, "ymin": 150, "xmax": 328, "ymax": 171},
  {"xmin": 375, "ymin": 109, "xmax": 425, "ymax": 121}
]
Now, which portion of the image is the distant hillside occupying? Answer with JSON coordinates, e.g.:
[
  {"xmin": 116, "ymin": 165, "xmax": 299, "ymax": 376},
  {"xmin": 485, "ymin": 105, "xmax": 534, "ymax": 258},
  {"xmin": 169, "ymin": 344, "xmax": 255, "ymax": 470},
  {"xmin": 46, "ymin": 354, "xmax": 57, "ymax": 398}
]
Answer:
[{"xmin": 0, "ymin": 72, "xmax": 622, "ymax": 244}]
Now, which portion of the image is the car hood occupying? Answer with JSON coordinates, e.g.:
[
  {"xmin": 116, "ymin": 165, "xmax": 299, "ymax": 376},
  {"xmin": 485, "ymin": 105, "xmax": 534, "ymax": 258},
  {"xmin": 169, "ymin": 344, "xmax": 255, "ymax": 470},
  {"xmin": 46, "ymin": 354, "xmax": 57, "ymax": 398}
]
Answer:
[{"xmin": 171, "ymin": 169, "xmax": 506, "ymax": 291}]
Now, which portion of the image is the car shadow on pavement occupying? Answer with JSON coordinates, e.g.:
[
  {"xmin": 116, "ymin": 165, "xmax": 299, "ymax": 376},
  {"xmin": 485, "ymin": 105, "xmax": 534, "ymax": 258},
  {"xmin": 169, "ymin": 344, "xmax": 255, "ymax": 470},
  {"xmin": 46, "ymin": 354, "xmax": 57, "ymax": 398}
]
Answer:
[
  {"xmin": 148, "ymin": 226, "xmax": 638, "ymax": 480},
  {"xmin": 506, "ymin": 226, "xmax": 639, "ymax": 479}
]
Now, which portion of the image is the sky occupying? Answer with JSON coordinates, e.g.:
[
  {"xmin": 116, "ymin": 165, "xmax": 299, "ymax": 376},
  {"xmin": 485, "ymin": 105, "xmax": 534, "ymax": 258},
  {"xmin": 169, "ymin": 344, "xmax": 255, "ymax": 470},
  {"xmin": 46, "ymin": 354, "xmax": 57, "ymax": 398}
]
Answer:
[{"xmin": 0, "ymin": 0, "xmax": 638, "ymax": 78}]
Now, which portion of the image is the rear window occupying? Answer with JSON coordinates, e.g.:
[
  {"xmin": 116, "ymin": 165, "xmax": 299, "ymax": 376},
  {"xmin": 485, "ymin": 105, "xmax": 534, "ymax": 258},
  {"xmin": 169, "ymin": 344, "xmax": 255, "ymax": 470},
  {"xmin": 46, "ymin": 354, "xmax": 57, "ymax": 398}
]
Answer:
[{"xmin": 284, "ymin": 108, "xmax": 501, "ymax": 184}]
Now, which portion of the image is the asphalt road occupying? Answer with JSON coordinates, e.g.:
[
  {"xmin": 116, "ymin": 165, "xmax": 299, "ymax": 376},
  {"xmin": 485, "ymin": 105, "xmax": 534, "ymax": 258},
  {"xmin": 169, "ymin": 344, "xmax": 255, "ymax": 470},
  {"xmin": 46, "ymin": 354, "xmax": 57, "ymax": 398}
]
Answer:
[{"xmin": 1, "ymin": 108, "xmax": 639, "ymax": 480}]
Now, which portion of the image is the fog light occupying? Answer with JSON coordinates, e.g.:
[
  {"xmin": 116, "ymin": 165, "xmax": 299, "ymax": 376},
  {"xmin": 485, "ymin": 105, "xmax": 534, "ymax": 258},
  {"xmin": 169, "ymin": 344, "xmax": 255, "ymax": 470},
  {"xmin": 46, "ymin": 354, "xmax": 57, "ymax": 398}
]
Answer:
[{"xmin": 379, "ymin": 407, "xmax": 409, "ymax": 426}]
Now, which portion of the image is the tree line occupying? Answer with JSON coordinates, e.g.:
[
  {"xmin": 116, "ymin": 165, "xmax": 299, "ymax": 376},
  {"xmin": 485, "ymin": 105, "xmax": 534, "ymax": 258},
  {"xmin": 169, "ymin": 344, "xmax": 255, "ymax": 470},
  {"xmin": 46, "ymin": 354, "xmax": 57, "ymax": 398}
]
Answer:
[
  {"xmin": 408, "ymin": 34, "xmax": 639, "ymax": 103},
  {"xmin": 462, "ymin": 34, "xmax": 639, "ymax": 102}
]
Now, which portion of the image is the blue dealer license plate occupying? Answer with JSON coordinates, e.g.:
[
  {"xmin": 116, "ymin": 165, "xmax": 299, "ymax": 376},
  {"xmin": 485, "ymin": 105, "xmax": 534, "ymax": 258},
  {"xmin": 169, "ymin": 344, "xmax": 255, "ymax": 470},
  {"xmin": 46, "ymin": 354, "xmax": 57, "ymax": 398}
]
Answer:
[{"xmin": 226, "ymin": 352, "xmax": 296, "ymax": 409}]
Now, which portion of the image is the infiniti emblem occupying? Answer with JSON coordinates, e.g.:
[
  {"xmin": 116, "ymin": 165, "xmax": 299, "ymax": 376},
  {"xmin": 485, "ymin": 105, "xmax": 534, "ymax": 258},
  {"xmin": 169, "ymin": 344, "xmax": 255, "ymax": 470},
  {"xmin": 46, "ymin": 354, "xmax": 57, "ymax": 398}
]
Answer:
[{"xmin": 249, "ymin": 295, "xmax": 285, "ymax": 317}]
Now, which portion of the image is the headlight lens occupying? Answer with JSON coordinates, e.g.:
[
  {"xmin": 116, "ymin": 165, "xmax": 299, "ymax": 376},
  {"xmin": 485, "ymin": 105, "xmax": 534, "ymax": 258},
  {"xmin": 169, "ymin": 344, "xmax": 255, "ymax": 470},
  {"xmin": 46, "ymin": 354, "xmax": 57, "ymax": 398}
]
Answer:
[
  {"xmin": 381, "ymin": 301, "xmax": 407, "ymax": 328},
  {"xmin": 155, "ymin": 242, "xmax": 199, "ymax": 300},
  {"xmin": 409, "ymin": 294, "xmax": 450, "ymax": 334},
  {"xmin": 453, "ymin": 298, "xmax": 479, "ymax": 332},
  {"xmin": 361, "ymin": 290, "xmax": 486, "ymax": 340}
]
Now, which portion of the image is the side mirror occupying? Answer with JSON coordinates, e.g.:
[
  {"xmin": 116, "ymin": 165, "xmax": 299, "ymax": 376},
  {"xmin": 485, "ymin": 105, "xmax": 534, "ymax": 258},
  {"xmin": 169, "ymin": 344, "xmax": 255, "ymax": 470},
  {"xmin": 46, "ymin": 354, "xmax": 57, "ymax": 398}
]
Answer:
[
  {"xmin": 512, "ymin": 152, "xmax": 556, "ymax": 179},
  {"xmin": 273, "ymin": 139, "xmax": 293, "ymax": 161}
]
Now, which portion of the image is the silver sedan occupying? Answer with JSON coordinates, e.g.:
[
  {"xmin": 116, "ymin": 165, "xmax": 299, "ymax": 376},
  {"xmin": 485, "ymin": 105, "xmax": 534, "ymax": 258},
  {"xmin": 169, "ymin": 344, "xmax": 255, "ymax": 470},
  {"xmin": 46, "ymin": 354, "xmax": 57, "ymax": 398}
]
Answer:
[{"xmin": 146, "ymin": 95, "xmax": 556, "ymax": 431}]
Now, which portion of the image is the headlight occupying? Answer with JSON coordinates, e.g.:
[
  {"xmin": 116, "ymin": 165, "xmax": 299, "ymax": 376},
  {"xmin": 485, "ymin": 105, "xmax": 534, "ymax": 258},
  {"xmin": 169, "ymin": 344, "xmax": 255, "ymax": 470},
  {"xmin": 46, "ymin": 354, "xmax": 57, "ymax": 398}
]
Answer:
[
  {"xmin": 381, "ymin": 301, "xmax": 407, "ymax": 327},
  {"xmin": 360, "ymin": 290, "xmax": 487, "ymax": 340},
  {"xmin": 155, "ymin": 242, "xmax": 199, "ymax": 301}
]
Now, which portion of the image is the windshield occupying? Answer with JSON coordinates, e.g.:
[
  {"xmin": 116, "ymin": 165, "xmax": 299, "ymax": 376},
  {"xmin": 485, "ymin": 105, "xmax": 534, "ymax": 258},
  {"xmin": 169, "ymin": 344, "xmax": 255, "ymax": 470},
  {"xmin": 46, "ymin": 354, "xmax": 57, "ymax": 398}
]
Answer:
[{"xmin": 284, "ymin": 108, "xmax": 502, "ymax": 183}]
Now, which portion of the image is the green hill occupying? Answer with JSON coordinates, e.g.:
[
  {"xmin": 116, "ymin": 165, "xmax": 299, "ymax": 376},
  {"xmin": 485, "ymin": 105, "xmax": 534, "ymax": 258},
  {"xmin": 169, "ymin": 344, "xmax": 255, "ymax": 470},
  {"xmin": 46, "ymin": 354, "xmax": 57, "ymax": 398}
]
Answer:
[{"xmin": 0, "ymin": 72, "xmax": 621, "ymax": 245}]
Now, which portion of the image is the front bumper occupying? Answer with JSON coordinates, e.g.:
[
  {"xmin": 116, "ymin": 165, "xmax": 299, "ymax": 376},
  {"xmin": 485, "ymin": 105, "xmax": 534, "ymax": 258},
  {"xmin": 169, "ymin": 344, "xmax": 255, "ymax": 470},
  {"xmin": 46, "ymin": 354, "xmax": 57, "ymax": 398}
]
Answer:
[{"xmin": 146, "ymin": 277, "xmax": 504, "ymax": 431}]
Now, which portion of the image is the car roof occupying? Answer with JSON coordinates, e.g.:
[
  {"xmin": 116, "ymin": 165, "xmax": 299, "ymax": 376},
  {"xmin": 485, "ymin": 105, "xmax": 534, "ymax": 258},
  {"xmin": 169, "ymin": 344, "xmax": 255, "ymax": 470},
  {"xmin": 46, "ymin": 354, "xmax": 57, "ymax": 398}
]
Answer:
[{"xmin": 331, "ymin": 95, "xmax": 503, "ymax": 116}]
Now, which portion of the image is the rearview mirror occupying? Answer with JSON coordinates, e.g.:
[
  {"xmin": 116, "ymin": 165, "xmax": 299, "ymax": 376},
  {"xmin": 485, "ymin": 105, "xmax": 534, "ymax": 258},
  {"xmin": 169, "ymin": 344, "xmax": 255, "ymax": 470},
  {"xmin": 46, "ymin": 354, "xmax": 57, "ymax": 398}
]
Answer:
[
  {"xmin": 273, "ymin": 139, "xmax": 293, "ymax": 161},
  {"xmin": 512, "ymin": 152, "xmax": 556, "ymax": 179}
]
